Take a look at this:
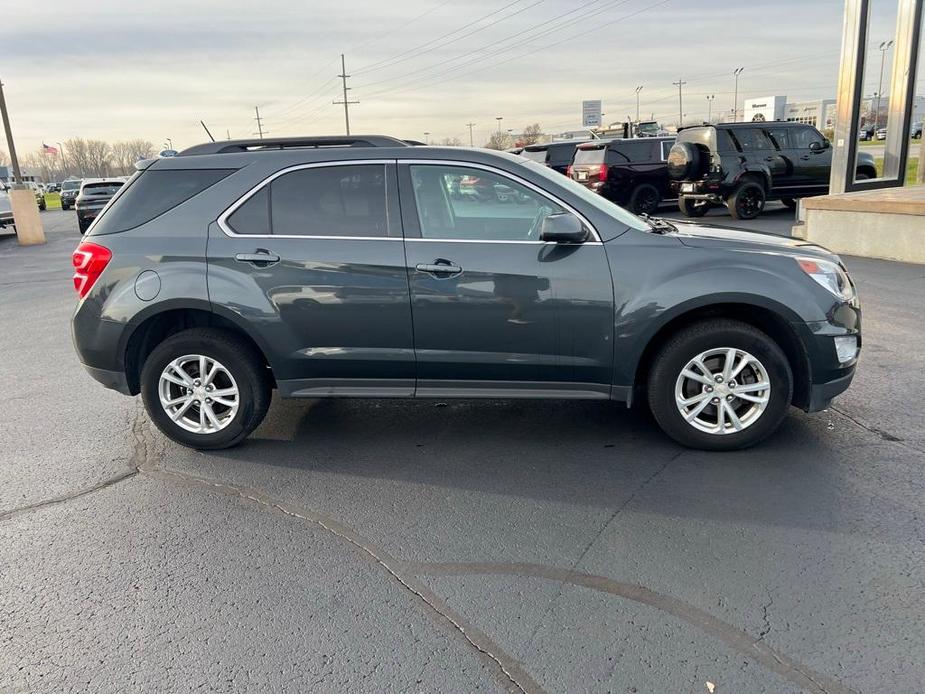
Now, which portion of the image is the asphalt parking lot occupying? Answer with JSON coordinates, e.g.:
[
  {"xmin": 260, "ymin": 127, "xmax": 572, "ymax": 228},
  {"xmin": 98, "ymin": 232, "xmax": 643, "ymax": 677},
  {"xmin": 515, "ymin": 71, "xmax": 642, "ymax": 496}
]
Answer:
[{"xmin": 2, "ymin": 209, "xmax": 924, "ymax": 693}]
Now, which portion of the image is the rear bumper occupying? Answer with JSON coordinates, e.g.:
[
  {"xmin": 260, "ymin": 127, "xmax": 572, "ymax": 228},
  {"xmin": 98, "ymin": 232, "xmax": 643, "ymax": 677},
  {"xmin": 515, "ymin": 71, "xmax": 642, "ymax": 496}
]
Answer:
[{"xmin": 81, "ymin": 362, "xmax": 132, "ymax": 396}]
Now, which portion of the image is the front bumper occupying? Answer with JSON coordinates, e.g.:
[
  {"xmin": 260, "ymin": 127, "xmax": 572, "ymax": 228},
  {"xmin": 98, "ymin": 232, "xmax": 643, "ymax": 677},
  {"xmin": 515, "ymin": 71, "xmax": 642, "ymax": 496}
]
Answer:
[{"xmin": 806, "ymin": 368, "xmax": 855, "ymax": 412}]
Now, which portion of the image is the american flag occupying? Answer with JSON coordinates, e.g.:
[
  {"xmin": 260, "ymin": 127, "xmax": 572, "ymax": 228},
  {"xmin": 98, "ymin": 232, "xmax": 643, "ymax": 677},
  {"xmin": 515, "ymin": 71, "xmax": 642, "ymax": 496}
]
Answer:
[{"xmin": 42, "ymin": 143, "xmax": 59, "ymax": 155}]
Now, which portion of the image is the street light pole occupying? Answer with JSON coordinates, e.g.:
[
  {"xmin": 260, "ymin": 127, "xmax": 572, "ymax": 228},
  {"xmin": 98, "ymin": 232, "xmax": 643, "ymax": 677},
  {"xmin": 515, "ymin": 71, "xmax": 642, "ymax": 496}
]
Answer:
[
  {"xmin": 635, "ymin": 85, "xmax": 643, "ymax": 122},
  {"xmin": 672, "ymin": 78, "xmax": 686, "ymax": 128},
  {"xmin": 495, "ymin": 116, "xmax": 503, "ymax": 136},
  {"xmin": 424, "ymin": 131, "xmax": 430, "ymax": 145},
  {"xmin": 466, "ymin": 122, "xmax": 475, "ymax": 147},
  {"xmin": 875, "ymin": 40, "xmax": 894, "ymax": 130},
  {"xmin": 733, "ymin": 67, "xmax": 744, "ymax": 121},
  {"xmin": 706, "ymin": 94, "xmax": 715, "ymax": 123}
]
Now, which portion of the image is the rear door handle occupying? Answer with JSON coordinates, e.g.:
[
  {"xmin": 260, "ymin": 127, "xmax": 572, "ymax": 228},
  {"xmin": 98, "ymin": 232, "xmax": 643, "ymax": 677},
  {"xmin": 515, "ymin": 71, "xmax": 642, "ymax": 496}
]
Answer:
[
  {"xmin": 235, "ymin": 250, "xmax": 280, "ymax": 265},
  {"xmin": 416, "ymin": 261, "xmax": 462, "ymax": 276}
]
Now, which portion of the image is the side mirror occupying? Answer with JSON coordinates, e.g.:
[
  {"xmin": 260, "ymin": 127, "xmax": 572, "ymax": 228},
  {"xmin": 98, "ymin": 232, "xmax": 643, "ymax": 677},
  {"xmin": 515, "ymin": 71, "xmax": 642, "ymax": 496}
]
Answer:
[
  {"xmin": 809, "ymin": 141, "xmax": 827, "ymax": 153},
  {"xmin": 539, "ymin": 212, "xmax": 588, "ymax": 243}
]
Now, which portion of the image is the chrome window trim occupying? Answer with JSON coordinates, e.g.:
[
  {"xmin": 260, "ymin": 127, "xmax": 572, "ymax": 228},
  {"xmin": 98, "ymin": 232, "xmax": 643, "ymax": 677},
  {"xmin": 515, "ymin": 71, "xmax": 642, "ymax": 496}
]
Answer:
[
  {"xmin": 217, "ymin": 159, "xmax": 399, "ymax": 240},
  {"xmin": 401, "ymin": 159, "xmax": 601, "ymax": 243},
  {"xmin": 216, "ymin": 157, "xmax": 602, "ymax": 243}
]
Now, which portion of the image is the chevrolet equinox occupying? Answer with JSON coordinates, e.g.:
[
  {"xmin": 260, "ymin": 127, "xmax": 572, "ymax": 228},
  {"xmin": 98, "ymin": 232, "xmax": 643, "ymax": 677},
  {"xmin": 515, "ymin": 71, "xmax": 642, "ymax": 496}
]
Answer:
[{"xmin": 71, "ymin": 135, "xmax": 861, "ymax": 451}]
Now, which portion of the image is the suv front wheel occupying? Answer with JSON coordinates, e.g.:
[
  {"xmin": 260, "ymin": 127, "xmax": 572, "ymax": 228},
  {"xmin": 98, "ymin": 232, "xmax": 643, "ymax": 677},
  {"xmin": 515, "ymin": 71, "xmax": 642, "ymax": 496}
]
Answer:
[
  {"xmin": 140, "ymin": 328, "xmax": 271, "ymax": 450},
  {"xmin": 727, "ymin": 181, "xmax": 766, "ymax": 220},
  {"xmin": 647, "ymin": 320, "xmax": 793, "ymax": 450}
]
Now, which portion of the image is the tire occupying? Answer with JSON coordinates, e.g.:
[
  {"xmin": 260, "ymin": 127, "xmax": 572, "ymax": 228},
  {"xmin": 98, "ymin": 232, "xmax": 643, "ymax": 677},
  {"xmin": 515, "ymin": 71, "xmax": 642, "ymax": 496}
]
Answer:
[
  {"xmin": 61, "ymin": 204, "xmax": 69, "ymax": 211},
  {"xmin": 629, "ymin": 183, "xmax": 662, "ymax": 215},
  {"xmin": 678, "ymin": 195, "xmax": 709, "ymax": 217},
  {"xmin": 667, "ymin": 142, "xmax": 703, "ymax": 180},
  {"xmin": 780, "ymin": 196, "xmax": 797, "ymax": 209},
  {"xmin": 140, "ymin": 328, "xmax": 271, "ymax": 450},
  {"xmin": 647, "ymin": 319, "xmax": 793, "ymax": 451},
  {"xmin": 727, "ymin": 181, "xmax": 766, "ymax": 220}
]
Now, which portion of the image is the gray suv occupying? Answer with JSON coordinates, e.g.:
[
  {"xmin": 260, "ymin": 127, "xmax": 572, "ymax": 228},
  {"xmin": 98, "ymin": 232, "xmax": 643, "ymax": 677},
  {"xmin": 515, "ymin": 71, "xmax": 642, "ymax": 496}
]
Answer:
[{"xmin": 71, "ymin": 135, "xmax": 861, "ymax": 451}]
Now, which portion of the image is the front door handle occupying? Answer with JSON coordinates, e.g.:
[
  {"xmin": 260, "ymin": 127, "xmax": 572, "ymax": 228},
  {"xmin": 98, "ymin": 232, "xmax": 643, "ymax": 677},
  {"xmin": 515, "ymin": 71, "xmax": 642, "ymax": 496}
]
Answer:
[
  {"xmin": 416, "ymin": 260, "xmax": 462, "ymax": 276},
  {"xmin": 235, "ymin": 250, "xmax": 280, "ymax": 266}
]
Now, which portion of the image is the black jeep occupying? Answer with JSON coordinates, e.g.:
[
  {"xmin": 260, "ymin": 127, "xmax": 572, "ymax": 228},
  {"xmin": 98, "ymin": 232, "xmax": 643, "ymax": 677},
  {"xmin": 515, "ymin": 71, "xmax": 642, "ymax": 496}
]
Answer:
[{"xmin": 668, "ymin": 122, "xmax": 877, "ymax": 220}]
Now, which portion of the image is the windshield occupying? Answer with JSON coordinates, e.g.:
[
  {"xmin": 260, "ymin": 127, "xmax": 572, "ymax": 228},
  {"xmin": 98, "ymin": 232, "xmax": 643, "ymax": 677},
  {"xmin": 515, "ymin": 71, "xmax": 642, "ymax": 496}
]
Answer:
[
  {"xmin": 518, "ymin": 158, "xmax": 648, "ymax": 231},
  {"xmin": 61, "ymin": 181, "xmax": 81, "ymax": 191},
  {"xmin": 520, "ymin": 149, "xmax": 547, "ymax": 163},
  {"xmin": 573, "ymin": 146, "xmax": 606, "ymax": 165}
]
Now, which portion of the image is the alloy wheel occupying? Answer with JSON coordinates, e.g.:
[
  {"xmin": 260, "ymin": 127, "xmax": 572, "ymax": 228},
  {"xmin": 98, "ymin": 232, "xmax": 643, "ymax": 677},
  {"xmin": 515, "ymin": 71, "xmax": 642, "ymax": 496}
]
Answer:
[
  {"xmin": 674, "ymin": 347, "xmax": 771, "ymax": 435},
  {"xmin": 158, "ymin": 354, "xmax": 240, "ymax": 434}
]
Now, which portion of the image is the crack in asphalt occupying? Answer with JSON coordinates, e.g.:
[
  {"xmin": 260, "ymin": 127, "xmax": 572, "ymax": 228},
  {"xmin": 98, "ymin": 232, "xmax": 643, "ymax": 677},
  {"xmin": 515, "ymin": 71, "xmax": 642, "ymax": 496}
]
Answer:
[
  {"xmin": 140, "ymin": 465, "xmax": 543, "ymax": 694},
  {"xmin": 756, "ymin": 591, "xmax": 773, "ymax": 642},
  {"xmin": 521, "ymin": 450, "xmax": 681, "ymax": 651},
  {"xmin": 407, "ymin": 562, "xmax": 856, "ymax": 694},
  {"xmin": 829, "ymin": 405, "xmax": 922, "ymax": 453}
]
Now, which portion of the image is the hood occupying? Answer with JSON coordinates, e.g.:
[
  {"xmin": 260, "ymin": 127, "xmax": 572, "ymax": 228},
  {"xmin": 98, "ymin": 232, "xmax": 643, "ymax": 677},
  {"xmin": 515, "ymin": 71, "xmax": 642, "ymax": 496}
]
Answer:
[{"xmin": 669, "ymin": 220, "xmax": 837, "ymax": 259}]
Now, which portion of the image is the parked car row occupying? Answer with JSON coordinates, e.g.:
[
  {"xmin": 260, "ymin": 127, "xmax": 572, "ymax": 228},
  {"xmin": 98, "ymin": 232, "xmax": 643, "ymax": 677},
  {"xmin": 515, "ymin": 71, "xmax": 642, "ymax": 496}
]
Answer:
[{"xmin": 508, "ymin": 121, "xmax": 877, "ymax": 220}]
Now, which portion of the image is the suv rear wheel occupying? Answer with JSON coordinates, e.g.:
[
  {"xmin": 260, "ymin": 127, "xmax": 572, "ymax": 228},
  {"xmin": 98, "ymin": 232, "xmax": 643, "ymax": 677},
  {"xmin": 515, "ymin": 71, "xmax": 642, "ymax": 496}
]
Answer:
[
  {"xmin": 727, "ymin": 181, "xmax": 766, "ymax": 220},
  {"xmin": 678, "ymin": 196, "xmax": 709, "ymax": 217},
  {"xmin": 140, "ymin": 328, "xmax": 271, "ymax": 450},
  {"xmin": 629, "ymin": 183, "xmax": 661, "ymax": 215},
  {"xmin": 647, "ymin": 320, "xmax": 793, "ymax": 450}
]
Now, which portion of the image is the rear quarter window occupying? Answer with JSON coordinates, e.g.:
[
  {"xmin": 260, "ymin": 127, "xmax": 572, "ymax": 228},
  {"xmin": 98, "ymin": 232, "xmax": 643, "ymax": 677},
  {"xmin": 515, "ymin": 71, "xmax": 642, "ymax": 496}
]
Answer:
[
  {"xmin": 610, "ymin": 140, "xmax": 653, "ymax": 162},
  {"xmin": 520, "ymin": 149, "xmax": 547, "ymax": 163},
  {"xmin": 89, "ymin": 169, "xmax": 235, "ymax": 235}
]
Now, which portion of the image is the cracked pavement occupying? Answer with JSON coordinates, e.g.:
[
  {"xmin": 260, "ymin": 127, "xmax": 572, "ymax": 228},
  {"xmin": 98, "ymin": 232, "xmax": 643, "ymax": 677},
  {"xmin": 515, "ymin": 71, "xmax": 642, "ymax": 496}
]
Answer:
[{"xmin": 1, "ymin": 211, "xmax": 924, "ymax": 693}]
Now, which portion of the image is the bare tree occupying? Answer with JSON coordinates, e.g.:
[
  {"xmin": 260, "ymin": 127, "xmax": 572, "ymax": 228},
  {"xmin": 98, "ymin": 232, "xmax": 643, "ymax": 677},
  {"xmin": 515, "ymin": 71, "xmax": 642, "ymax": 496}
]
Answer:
[
  {"xmin": 484, "ymin": 132, "xmax": 512, "ymax": 150},
  {"xmin": 520, "ymin": 123, "xmax": 545, "ymax": 145},
  {"xmin": 125, "ymin": 139, "xmax": 156, "ymax": 163},
  {"xmin": 440, "ymin": 137, "xmax": 462, "ymax": 146},
  {"xmin": 64, "ymin": 138, "xmax": 91, "ymax": 177},
  {"xmin": 110, "ymin": 142, "xmax": 134, "ymax": 175},
  {"xmin": 86, "ymin": 139, "xmax": 112, "ymax": 177}
]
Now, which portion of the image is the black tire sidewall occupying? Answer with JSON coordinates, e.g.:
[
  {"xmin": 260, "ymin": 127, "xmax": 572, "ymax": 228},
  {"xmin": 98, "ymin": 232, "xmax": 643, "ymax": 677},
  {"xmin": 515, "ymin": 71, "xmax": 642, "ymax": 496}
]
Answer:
[
  {"xmin": 630, "ymin": 184, "xmax": 661, "ymax": 215},
  {"xmin": 728, "ymin": 181, "xmax": 766, "ymax": 220},
  {"xmin": 648, "ymin": 323, "xmax": 793, "ymax": 451},
  {"xmin": 140, "ymin": 331, "xmax": 266, "ymax": 450}
]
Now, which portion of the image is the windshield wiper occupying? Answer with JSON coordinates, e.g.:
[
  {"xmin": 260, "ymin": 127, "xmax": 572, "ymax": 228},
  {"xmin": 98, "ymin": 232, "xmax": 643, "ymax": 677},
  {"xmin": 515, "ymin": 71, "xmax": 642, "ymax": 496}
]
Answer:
[{"xmin": 639, "ymin": 213, "xmax": 677, "ymax": 234}]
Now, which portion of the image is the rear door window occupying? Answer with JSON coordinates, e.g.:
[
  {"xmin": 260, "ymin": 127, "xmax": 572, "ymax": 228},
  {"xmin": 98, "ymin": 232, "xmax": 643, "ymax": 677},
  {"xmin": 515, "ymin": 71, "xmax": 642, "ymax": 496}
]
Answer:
[{"xmin": 766, "ymin": 127, "xmax": 792, "ymax": 149}]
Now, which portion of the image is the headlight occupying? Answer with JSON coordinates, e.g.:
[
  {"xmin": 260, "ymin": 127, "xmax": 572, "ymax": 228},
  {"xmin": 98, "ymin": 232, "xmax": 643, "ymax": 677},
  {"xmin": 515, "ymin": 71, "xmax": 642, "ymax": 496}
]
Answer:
[{"xmin": 795, "ymin": 256, "xmax": 856, "ymax": 302}]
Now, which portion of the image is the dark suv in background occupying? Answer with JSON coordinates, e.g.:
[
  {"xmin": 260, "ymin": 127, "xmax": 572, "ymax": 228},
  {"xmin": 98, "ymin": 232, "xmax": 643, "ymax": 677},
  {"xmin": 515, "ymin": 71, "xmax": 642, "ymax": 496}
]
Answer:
[
  {"xmin": 71, "ymin": 135, "xmax": 861, "ymax": 452},
  {"xmin": 668, "ymin": 122, "xmax": 877, "ymax": 219},
  {"xmin": 569, "ymin": 136, "xmax": 675, "ymax": 215},
  {"xmin": 75, "ymin": 178, "xmax": 125, "ymax": 233},
  {"xmin": 519, "ymin": 138, "xmax": 589, "ymax": 175},
  {"xmin": 59, "ymin": 179, "xmax": 82, "ymax": 210}
]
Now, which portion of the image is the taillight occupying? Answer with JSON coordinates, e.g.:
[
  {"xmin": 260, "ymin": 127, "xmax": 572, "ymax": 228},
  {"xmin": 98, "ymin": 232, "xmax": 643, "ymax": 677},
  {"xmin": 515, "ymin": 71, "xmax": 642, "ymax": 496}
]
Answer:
[
  {"xmin": 566, "ymin": 165, "xmax": 573, "ymax": 178},
  {"xmin": 72, "ymin": 242, "xmax": 111, "ymax": 298},
  {"xmin": 598, "ymin": 163, "xmax": 609, "ymax": 180}
]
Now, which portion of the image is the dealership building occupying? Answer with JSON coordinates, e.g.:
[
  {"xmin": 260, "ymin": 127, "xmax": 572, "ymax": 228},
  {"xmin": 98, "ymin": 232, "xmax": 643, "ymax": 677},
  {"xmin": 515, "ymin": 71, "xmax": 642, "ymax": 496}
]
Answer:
[{"xmin": 743, "ymin": 95, "xmax": 924, "ymax": 130}]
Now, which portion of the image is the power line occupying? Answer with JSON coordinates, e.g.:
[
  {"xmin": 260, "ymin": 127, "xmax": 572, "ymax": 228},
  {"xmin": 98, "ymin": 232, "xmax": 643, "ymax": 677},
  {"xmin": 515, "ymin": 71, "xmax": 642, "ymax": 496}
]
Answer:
[{"xmin": 333, "ymin": 54, "xmax": 359, "ymax": 135}]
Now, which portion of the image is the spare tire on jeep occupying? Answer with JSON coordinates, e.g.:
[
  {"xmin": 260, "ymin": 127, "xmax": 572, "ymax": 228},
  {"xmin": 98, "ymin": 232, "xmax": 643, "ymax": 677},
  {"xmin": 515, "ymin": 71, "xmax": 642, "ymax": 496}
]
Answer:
[{"xmin": 667, "ymin": 142, "xmax": 704, "ymax": 180}]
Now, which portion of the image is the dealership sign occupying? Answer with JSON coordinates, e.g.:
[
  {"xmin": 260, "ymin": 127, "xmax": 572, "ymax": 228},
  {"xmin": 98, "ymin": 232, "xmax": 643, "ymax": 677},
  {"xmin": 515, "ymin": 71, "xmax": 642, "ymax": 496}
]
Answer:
[{"xmin": 582, "ymin": 100, "xmax": 602, "ymax": 128}]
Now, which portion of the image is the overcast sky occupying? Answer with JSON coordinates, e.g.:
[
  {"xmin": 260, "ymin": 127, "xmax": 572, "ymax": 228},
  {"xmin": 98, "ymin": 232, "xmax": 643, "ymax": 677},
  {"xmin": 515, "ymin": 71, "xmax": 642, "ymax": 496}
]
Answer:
[{"xmin": 2, "ymin": 0, "xmax": 918, "ymax": 154}]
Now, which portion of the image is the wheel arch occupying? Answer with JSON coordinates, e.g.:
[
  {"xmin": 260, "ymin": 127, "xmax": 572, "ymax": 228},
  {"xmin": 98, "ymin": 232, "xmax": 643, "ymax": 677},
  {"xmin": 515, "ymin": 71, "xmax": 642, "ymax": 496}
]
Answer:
[
  {"xmin": 121, "ymin": 302, "xmax": 275, "ymax": 395},
  {"xmin": 631, "ymin": 299, "xmax": 811, "ymax": 409},
  {"xmin": 732, "ymin": 168, "xmax": 771, "ymax": 192}
]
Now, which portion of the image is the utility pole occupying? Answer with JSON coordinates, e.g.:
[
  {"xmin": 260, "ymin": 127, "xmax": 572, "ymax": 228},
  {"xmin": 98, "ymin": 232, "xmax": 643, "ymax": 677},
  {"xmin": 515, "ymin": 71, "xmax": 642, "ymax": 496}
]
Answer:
[
  {"xmin": 466, "ymin": 122, "xmax": 476, "ymax": 147},
  {"xmin": 0, "ymin": 77, "xmax": 44, "ymax": 245},
  {"xmin": 733, "ymin": 67, "xmax": 744, "ymax": 121},
  {"xmin": 706, "ymin": 94, "xmax": 715, "ymax": 123},
  {"xmin": 424, "ymin": 131, "xmax": 430, "ymax": 145},
  {"xmin": 0, "ymin": 78, "xmax": 23, "ymax": 184},
  {"xmin": 495, "ymin": 116, "xmax": 503, "ymax": 136},
  {"xmin": 673, "ymin": 78, "xmax": 686, "ymax": 128},
  {"xmin": 875, "ymin": 40, "xmax": 894, "ymax": 130},
  {"xmin": 635, "ymin": 85, "xmax": 643, "ymax": 122},
  {"xmin": 253, "ymin": 107, "xmax": 266, "ymax": 139},
  {"xmin": 334, "ymin": 53, "xmax": 359, "ymax": 136}
]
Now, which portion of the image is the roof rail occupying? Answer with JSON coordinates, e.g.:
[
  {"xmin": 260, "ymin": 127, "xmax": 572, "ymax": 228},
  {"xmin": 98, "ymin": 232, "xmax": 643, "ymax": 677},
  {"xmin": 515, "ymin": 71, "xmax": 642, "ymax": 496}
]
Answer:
[{"xmin": 177, "ymin": 135, "xmax": 410, "ymax": 156}]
